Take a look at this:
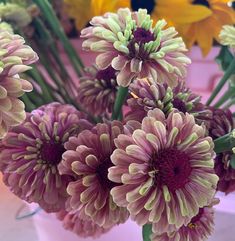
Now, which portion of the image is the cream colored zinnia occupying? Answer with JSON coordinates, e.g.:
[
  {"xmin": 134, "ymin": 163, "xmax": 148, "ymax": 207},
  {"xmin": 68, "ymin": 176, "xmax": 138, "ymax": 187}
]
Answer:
[
  {"xmin": 219, "ymin": 25, "xmax": 235, "ymax": 49},
  {"xmin": 0, "ymin": 29, "xmax": 38, "ymax": 138}
]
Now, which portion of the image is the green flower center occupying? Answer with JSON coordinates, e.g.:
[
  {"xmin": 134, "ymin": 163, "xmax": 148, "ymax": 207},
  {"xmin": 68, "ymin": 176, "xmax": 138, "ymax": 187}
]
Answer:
[{"xmin": 193, "ymin": 0, "xmax": 210, "ymax": 8}]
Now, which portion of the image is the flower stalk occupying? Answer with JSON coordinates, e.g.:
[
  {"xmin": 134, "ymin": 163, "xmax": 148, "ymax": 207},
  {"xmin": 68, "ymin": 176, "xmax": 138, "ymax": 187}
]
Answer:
[
  {"xmin": 32, "ymin": 0, "xmax": 84, "ymax": 76},
  {"xmin": 26, "ymin": 67, "xmax": 54, "ymax": 103},
  {"xmin": 213, "ymin": 87, "xmax": 235, "ymax": 108},
  {"xmin": 207, "ymin": 57, "xmax": 235, "ymax": 105},
  {"xmin": 111, "ymin": 86, "xmax": 128, "ymax": 120},
  {"xmin": 142, "ymin": 224, "xmax": 152, "ymax": 241}
]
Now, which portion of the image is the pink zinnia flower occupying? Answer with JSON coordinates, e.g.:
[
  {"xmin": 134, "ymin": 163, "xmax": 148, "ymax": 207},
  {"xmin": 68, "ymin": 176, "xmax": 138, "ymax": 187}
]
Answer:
[
  {"xmin": 81, "ymin": 8, "xmax": 191, "ymax": 87},
  {"xmin": 59, "ymin": 121, "xmax": 134, "ymax": 228},
  {"xmin": 152, "ymin": 199, "xmax": 218, "ymax": 241},
  {"xmin": 109, "ymin": 108, "xmax": 218, "ymax": 231},
  {"xmin": 0, "ymin": 30, "xmax": 38, "ymax": 138},
  {"xmin": 0, "ymin": 103, "xmax": 92, "ymax": 212},
  {"xmin": 57, "ymin": 210, "xmax": 110, "ymax": 238},
  {"xmin": 125, "ymin": 79, "xmax": 211, "ymax": 125},
  {"xmin": 77, "ymin": 65, "xmax": 118, "ymax": 116},
  {"xmin": 208, "ymin": 108, "xmax": 235, "ymax": 194}
]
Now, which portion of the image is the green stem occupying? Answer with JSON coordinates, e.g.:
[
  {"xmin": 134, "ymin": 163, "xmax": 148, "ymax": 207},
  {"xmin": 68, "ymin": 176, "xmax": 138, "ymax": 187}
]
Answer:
[
  {"xmin": 142, "ymin": 224, "xmax": 152, "ymax": 241},
  {"xmin": 206, "ymin": 58, "xmax": 235, "ymax": 106},
  {"xmin": 21, "ymin": 94, "xmax": 36, "ymax": 112},
  {"xmin": 213, "ymin": 88, "xmax": 235, "ymax": 108},
  {"xmin": 26, "ymin": 90, "xmax": 44, "ymax": 107},
  {"xmin": 33, "ymin": 17, "xmax": 72, "ymax": 83},
  {"xmin": 27, "ymin": 67, "xmax": 54, "ymax": 103},
  {"xmin": 36, "ymin": 45, "xmax": 71, "ymax": 103},
  {"xmin": 32, "ymin": 0, "xmax": 84, "ymax": 76},
  {"xmin": 111, "ymin": 87, "xmax": 129, "ymax": 120},
  {"xmin": 223, "ymin": 98, "xmax": 235, "ymax": 109}
]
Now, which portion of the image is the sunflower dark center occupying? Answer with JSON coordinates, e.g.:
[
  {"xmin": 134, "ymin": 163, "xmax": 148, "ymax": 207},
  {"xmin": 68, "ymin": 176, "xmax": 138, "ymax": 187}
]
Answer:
[
  {"xmin": 96, "ymin": 66, "xmax": 117, "ymax": 82},
  {"xmin": 96, "ymin": 158, "xmax": 117, "ymax": 190},
  {"xmin": 188, "ymin": 208, "xmax": 204, "ymax": 229},
  {"xmin": 131, "ymin": 0, "xmax": 156, "ymax": 14},
  {"xmin": 133, "ymin": 27, "xmax": 155, "ymax": 44},
  {"xmin": 172, "ymin": 97, "xmax": 187, "ymax": 113},
  {"xmin": 152, "ymin": 149, "xmax": 192, "ymax": 192},
  {"xmin": 192, "ymin": 0, "xmax": 210, "ymax": 8},
  {"xmin": 40, "ymin": 141, "xmax": 65, "ymax": 165}
]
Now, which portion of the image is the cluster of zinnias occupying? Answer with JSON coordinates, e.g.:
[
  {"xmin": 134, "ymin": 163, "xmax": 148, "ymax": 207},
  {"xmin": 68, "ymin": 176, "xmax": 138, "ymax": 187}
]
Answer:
[
  {"xmin": 0, "ymin": 7, "xmax": 226, "ymax": 241},
  {"xmin": 0, "ymin": 29, "xmax": 38, "ymax": 138},
  {"xmin": 81, "ymin": 8, "xmax": 191, "ymax": 87}
]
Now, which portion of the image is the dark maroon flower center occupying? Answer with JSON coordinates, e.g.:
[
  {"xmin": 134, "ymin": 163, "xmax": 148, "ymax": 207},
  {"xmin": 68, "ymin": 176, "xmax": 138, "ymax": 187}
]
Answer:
[
  {"xmin": 152, "ymin": 149, "xmax": 192, "ymax": 192},
  {"xmin": 172, "ymin": 97, "xmax": 187, "ymax": 113},
  {"xmin": 133, "ymin": 28, "xmax": 155, "ymax": 44},
  {"xmin": 96, "ymin": 158, "xmax": 117, "ymax": 190},
  {"xmin": 40, "ymin": 141, "xmax": 65, "ymax": 165},
  {"xmin": 96, "ymin": 66, "xmax": 116, "ymax": 82},
  {"xmin": 188, "ymin": 208, "xmax": 204, "ymax": 229},
  {"xmin": 193, "ymin": 0, "xmax": 210, "ymax": 8},
  {"xmin": 131, "ymin": 0, "xmax": 156, "ymax": 14},
  {"xmin": 127, "ymin": 28, "xmax": 154, "ymax": 60}
]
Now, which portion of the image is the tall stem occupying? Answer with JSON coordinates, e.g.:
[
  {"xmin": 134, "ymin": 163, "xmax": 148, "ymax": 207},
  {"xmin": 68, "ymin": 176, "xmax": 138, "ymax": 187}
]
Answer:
[
  {"xmin": 213, "ymin": 88, "xmax": 235, "ymax": 108},
  {"xmin": 142, "ymin": 224, "xmax": 152, "ymax": 241},
  {"xmin": 21, "ymin": 94, "xmax": 36, "ymax": 112},
  {"xmin": 111, "ymin": 87, "xmax": 128, "ymax": 120},
  {"xmin": 206, "ymin": 58, "xmax": 235, "ymax": 105},
  {"xmin": 32, "ymin": 0, "xmax": 84, "ymax": 76},
  {"xmin": 27, "ymin": 67, "xmax": 54, "ymax": 103}
]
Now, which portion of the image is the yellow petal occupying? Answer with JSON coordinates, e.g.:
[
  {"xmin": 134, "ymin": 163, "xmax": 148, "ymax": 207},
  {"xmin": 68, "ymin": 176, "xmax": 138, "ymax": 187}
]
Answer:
[
  {"xmin": 153, "ymin": 3, "xmax": 212, "ymax": 24},
  {"xmin": 195, "ymin": 18, "xmax": 214, "ymax": 56}
]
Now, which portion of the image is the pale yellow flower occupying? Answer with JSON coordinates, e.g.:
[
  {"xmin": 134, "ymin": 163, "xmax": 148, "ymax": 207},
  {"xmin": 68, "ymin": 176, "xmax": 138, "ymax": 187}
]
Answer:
[{"xmin": 219, "ymin": 25, "xmax": 235, "ymax": 49}]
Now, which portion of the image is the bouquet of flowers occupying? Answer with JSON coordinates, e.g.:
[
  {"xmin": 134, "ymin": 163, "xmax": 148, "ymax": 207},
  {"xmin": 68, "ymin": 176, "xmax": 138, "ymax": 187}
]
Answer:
[{"xmin": 1, "ymin": 1, "xmax": 235, "ymax": 241}]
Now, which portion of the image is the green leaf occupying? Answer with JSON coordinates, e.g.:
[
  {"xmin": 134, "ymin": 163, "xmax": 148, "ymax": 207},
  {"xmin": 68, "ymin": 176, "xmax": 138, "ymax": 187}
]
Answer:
[
  {"xmin": 216, "ymin": 46, "xmax": 234, "ymax": 72},
  {"xmin": 142, "ymin": 224, "xmax": 152, "ymax": 241}
]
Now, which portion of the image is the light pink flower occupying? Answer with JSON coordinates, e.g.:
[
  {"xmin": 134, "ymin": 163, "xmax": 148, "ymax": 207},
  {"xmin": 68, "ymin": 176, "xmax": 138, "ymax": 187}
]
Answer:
[
  {"xmin": 0, "ymin": 30, "xmax": 38, "ymax": 138},
  {"xmin": 152, "ymin": 199, "xmax": 218, "ymax": 241},
  {"xmin": 81, "ymin": 8, "xmax": 191, "ymax": 87},
  {"xmin": 125, "ymin": 79, "xmax": 211, "ymax": 125},
  {"xmin": 109, "ymin": 108, "xmax": 218, "ymax": 232},
  {"xmin": 59, "ymin": 121, "xmax": 134, "ymax": 228},
  {"xmin": 77, "ymin": 65, "xmax": 118, "ymax": 116},
  {"xmin": 0, "ymin": 103, "xmax": 92, "ymax": 212},
  {"xmin": 208, "ymin": 108, "xmax": 235, "ymax": 194},
  {"xmin": 57, "ymin": 210, "xmax": 110, "ymax": 238}
]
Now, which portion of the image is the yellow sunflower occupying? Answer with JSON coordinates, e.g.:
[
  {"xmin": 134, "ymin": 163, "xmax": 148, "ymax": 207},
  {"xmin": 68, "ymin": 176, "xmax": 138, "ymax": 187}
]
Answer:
[
  {"xmin": 152, "ymin": 0, "xmax": 235, "ymax": 56},
  {"xmin": 64, "ymin": 0, "xmax": 130, "ymax": 30}
]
